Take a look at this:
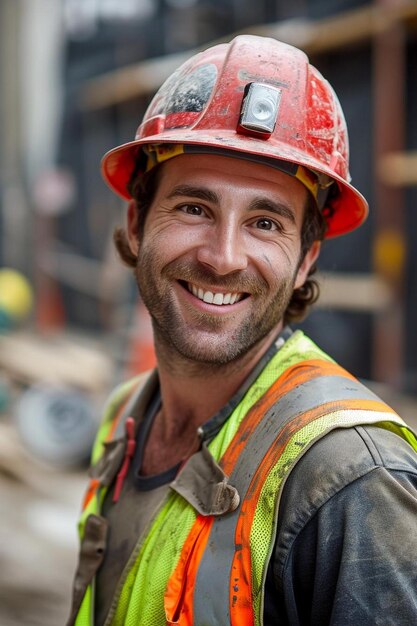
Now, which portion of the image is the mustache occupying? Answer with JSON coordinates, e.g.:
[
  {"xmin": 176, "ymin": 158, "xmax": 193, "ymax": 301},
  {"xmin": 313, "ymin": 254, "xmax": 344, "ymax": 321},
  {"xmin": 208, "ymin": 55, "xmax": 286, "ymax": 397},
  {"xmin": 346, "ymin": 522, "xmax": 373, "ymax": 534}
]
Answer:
[{"xmin": 162, "ymin": 259, "xmax": 268, "ymax": 295}]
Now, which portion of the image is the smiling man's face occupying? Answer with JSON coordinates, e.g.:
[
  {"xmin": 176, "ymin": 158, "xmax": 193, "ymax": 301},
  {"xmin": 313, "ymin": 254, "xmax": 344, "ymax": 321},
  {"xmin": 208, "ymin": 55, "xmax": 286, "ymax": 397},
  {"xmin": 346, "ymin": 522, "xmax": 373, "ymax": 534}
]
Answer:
[{"xmin": 127, "ymin": 153, "xmax": 319, "ymax": 366}]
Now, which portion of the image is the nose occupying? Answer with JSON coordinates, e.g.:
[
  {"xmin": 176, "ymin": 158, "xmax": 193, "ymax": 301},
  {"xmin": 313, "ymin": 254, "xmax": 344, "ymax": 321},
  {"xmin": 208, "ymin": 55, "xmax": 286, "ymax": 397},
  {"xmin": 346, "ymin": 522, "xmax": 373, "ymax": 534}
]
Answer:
[{"xmin": 196, "ymin": 222, "xmax": 248, "ymax": 275}]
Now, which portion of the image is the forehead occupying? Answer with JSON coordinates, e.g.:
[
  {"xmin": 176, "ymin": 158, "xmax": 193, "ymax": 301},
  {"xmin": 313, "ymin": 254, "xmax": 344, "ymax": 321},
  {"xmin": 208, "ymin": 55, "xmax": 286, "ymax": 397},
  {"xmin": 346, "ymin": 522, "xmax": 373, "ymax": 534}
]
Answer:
[{"xmin": 154, "ymin": 153, "xmax": 308, "ymax": 210}]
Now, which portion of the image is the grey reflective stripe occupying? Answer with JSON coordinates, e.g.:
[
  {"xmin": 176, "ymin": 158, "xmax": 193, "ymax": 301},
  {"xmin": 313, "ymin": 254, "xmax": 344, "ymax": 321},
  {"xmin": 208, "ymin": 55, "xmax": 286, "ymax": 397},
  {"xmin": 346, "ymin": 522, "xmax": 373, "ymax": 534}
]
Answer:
[{"xmin": 193, "ymin": 374, "xmax": 394, "ymax": 626}]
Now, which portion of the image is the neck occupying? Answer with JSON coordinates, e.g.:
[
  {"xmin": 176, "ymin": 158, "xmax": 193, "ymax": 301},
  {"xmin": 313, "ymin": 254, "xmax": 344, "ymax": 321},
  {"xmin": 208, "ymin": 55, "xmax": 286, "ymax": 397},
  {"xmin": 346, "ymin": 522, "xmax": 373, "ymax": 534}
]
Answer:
[{"xmin": 154, "ymin": 326, "xmax": 281, "ymax": 437}]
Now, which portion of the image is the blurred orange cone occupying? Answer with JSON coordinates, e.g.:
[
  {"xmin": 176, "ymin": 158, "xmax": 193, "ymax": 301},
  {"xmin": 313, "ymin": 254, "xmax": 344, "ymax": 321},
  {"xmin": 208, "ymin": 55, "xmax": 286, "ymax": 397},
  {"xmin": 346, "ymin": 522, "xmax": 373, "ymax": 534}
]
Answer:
[{"xmin": 35, "ymin": 276, "xmax": 66, "ymax": 332}]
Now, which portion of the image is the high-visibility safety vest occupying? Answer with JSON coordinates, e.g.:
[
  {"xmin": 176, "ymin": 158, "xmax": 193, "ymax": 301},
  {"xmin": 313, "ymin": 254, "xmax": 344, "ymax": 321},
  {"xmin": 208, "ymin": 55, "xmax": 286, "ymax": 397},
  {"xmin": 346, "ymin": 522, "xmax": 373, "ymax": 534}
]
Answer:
[{"xmin": 69, "ymin": 331, "xmax": 417, "ymax": 626}]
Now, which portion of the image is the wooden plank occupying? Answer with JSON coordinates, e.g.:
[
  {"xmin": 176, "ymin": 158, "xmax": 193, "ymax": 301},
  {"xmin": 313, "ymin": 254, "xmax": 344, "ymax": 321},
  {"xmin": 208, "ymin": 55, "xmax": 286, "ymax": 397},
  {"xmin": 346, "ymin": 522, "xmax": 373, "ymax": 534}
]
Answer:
[
  {"xmin": 317, "ymin": 272, "xmax": 392, "ymax": 312},
  {"xmin": 371, "ymin": 1, "xmax": 406, "ymax": 387},
  {"xmin": 0, "ymin": 331, "xmax": 112, "ymax": 392},
  {"xmin": 378, "ymin": 151, "xmax": 417, "ymax": 186},
  {"xmin": 0, "ymin": 420, "xmax": 85, "ymax": 626},
  {"xmin": 78, "ymin": 1, "xmax": 417, "ymax": 110}
]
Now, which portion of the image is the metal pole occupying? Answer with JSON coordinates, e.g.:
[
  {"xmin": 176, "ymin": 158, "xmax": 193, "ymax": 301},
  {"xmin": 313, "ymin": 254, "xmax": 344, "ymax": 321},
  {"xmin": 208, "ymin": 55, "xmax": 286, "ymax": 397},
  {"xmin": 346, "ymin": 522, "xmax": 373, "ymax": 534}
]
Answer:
[{"xmin": 372, "ymin": 0, "xmax": 407, "ymax": 386}]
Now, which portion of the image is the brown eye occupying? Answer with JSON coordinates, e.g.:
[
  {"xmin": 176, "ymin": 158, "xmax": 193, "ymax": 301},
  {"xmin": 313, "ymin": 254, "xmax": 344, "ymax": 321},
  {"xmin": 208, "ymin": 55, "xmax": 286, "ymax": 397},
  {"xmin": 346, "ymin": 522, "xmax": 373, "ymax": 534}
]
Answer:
[
  {"xmin": 180, "ymin": 204, "xmax": 204, "ymax": 216},
  {"xmin": 255, "ymin": 218, "xmax": 277, "ymax": 231}
]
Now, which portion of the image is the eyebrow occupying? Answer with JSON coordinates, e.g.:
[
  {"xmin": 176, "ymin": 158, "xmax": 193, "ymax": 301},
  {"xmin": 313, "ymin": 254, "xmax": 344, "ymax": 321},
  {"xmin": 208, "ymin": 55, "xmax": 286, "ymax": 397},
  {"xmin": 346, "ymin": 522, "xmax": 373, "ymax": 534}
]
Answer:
[
  {"xmin": 249, "ymin": 198, "xmax": 296, "ymax": 225},
  {"xmin": 167, "ymin": 185, "xmax": 220, "ymax": 204},
  {"xmin": 166, "ymin": 184, "xmax": 296, "ymax": 225}
]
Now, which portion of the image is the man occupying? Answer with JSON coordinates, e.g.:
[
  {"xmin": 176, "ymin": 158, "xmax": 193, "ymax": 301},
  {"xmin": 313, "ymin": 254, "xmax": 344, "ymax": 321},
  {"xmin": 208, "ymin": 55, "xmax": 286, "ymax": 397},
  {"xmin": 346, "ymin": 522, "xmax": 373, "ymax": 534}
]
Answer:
[{"xmin": 68, "ymin": 35, "xmax": 417, "ymax": 625}]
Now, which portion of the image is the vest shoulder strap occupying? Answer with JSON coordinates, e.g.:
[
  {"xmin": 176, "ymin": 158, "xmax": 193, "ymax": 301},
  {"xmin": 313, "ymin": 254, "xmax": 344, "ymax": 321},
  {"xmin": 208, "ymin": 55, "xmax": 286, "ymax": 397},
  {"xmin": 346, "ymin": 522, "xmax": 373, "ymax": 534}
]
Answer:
[
  {"xmin": 166, "ymin": 357, "xmax": 417, "ymax": 626},
  {"xmin": 80, "ymin": 370, "xmax": 154, "ymax": 516},
  {"xmin": 91, "ymin": 370, "xmax": 152, "ymax": 465}
]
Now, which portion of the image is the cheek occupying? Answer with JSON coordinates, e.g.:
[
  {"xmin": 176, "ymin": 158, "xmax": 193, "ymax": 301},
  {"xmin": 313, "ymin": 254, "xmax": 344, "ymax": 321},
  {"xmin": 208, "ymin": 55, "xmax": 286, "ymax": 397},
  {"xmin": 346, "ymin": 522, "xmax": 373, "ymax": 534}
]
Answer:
[
  {"xmin": 260, "ymin": 254, "xmax": 276, "ymax": 274},
  {"xmin": 139, "ymin": 229, "xmax": 191, "ymax": 274},
  {"xmin": 257, "ymin": 241, "xmax": 300, "ymax": 282},
  {"xmin": 148, "ymin": 224, "xmax": 203, "ymax": 260}
]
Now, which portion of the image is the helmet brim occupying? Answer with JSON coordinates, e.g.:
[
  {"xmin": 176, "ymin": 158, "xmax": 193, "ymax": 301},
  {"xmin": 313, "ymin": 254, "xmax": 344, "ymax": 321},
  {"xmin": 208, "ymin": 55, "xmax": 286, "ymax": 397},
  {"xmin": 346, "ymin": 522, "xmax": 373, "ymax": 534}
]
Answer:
[{"xmin": 101, "ymin": 131, "xmax": 368, "ymax": 239}]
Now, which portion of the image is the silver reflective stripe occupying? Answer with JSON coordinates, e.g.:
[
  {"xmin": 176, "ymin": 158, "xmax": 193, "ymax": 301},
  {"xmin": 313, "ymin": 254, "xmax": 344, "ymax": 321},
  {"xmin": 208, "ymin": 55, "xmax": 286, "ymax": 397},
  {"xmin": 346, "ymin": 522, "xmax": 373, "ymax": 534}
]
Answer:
[{"xmin": 193, "ymin": 374, "xmax": 393, "ymax": 626}]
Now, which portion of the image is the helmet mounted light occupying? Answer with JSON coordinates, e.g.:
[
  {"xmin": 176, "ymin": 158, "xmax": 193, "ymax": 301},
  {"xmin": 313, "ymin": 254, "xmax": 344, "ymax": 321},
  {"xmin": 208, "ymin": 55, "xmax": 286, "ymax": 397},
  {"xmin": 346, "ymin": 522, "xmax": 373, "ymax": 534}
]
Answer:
[
  {"xmin": 237, "ymin": 82, "xmax": 282, "ymax": 138},
  {"xmin": 101, "ymin": 35, "xmax": 369, "ymax": 238}
]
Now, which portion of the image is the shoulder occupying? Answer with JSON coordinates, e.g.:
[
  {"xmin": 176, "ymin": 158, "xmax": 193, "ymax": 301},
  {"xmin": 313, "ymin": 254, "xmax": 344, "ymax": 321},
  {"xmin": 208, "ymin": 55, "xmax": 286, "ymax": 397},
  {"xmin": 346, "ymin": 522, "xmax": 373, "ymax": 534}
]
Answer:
[
  {"xmin": 276, "ymin": 424, "xmax": 417, "ymax": 559},
  {"xmin": 270, "ymin": 425, "xmax": 417, "ymax": 625},
  {"xmin": 288, "ymin": 424, "xmax": 416, "ymax": 500}
]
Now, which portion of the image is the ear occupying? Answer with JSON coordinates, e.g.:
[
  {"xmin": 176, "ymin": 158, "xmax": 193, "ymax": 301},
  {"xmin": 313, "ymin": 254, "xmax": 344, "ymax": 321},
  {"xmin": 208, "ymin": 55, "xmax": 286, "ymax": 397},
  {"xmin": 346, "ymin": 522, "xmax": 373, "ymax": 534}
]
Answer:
[
  {"xmin": 294, "ymin": 241, "xmax": 321, "ymax": 290},
  {"xmin": 126, "ymin": 200, "xmax": 140, "ymax": 256}
]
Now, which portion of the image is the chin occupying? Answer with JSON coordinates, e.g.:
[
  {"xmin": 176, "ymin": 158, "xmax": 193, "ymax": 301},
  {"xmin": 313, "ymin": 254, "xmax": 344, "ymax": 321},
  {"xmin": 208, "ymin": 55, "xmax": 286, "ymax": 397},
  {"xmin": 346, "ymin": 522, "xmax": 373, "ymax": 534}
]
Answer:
[{"xmin": 170, "ymin": 328, "xmax": 271, "ymax": 367}]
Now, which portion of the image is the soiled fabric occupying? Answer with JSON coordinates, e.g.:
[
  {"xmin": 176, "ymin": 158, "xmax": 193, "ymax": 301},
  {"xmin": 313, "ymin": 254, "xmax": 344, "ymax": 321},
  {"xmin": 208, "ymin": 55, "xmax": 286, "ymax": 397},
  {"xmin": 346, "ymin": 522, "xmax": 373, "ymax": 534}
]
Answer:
[
  {"xmin": 95, "ymin": 421, "xmax": 417, "ymax": 625},
  {"xmin": 266, "ymin": 424, "xmax": 417, "ymax": 625},
  {"xmin": 90, "ymin": 327, "xmax": 417, "ymax": 626}
]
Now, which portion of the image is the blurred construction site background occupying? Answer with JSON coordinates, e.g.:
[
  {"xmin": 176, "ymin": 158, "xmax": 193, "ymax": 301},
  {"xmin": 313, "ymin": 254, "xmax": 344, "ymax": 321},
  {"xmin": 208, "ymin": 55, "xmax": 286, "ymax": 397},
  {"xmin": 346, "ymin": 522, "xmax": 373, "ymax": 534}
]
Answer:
[{"xmin": 1, "ymin": 1, "xmax": 417, "ymax": 624}]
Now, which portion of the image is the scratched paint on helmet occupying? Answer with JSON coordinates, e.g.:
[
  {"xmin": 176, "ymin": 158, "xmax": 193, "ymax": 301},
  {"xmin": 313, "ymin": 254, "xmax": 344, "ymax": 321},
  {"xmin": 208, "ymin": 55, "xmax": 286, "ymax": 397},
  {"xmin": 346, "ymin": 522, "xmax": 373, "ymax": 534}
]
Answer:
[
  {"xmin": 102, "ymin": 35, "xmax": 368, "ymax": 238},
  {"xmin": 307, "ymin": 66, "xmax": 349, "ymax": 178},
  {"xmin": 147, "ymin": 63, "xmax": 218, "ymax": 125}
]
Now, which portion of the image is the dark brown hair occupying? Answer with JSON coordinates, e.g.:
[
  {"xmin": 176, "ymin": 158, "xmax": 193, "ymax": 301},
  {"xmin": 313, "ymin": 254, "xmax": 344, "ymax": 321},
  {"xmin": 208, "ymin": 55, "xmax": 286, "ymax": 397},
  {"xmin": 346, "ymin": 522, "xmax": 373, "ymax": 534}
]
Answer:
[{"xmin": 113, "ymin": 165, "xmax": 327, "ymax": 324}]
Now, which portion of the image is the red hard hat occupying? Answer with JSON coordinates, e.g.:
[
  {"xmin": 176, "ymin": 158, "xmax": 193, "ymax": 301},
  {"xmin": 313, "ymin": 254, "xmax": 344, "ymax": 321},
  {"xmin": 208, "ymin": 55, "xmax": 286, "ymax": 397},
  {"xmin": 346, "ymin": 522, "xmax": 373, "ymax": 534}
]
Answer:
[{"xmin": 102, "ymin": 35, "xmax": 368, "ymax": 238}]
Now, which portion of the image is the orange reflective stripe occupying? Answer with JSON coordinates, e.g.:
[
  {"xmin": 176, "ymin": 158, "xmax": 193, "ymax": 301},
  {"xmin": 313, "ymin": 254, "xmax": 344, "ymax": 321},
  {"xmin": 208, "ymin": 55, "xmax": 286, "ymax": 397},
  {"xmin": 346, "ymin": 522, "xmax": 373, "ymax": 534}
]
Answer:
[
  {"xmin": 164, "ymin": 515, "xmax": 214, "ymax": 625},
  {"xmin": 81, "ymin": 389, "xmax": 136, "ymax": 512},
  {"xmin": 228, "ymin": 397, "xmax": 398, "ymax": 622},
  {"xmin": 164, "ymin": 359, "xmax": 341, "ymax": 623},
  {"xmin": 82, "ymin": 478, "xmax": 100, "ymax": 511},
  {"xmin": 279, "ymin": 359, "xmax": 356, "ymax": 387},
  {"xmin": 222, "ymin": 359, "xmax": 355, "ymax": 476},
  {"xmin": 108, "ymin": 395, "xmax": 130, "ymax": 439},
  {"xmin": 323, "ymin": 397, "xmax": 397, "ymax": 415},
  {"xmin": 166, "ymin": 358, "xmax": 390, "ymax": 625}
]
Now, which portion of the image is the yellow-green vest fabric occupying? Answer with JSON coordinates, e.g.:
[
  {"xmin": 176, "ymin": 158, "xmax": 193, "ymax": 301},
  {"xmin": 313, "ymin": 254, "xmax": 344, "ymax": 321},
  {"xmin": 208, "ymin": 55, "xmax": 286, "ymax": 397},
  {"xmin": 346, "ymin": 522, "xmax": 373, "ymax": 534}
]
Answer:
[{"xmin": 71, "ymin": 331, "xmax": 417, "ymax": 626}]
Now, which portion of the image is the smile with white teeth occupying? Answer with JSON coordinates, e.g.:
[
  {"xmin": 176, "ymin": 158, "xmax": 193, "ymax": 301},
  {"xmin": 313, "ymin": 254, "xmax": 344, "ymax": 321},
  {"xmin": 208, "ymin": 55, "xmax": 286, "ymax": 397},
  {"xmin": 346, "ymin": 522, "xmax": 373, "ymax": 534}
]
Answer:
[{"xmin": 187, "ymin": 283, "xmax": 244, "ymax": 306}]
